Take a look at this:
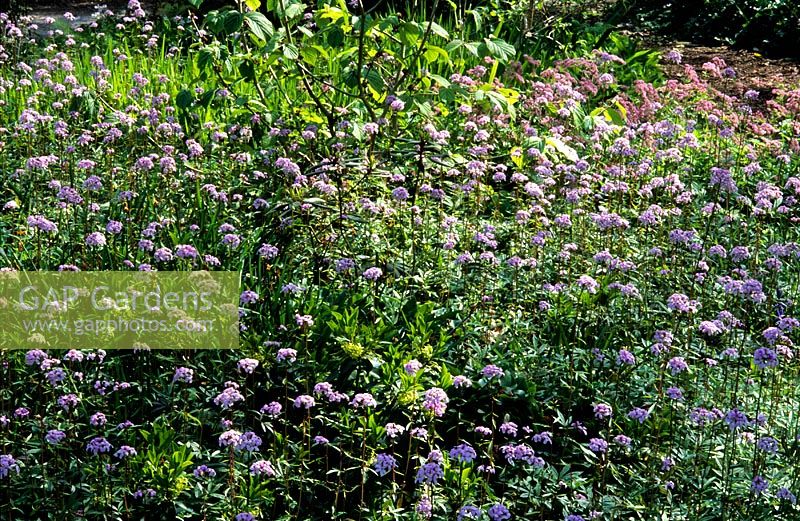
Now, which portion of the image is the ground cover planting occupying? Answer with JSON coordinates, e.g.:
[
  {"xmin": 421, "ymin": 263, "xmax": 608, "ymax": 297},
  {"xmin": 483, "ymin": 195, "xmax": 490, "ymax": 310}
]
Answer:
[{"xmin": 0, "ymin": 1, "xmax": 799, "ymax": 519}]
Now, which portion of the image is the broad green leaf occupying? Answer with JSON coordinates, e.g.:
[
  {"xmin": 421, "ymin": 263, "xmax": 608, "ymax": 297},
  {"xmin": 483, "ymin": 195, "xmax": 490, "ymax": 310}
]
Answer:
[
  {"xmin": 204, "ymin": 10, "xmax": 224, "ymax": 33},
  {"xmin": 444, "ymin": 39, "xmax": 463, "ymax": 53},
  {"xmin": 439, "ymin": 87, "xmax": 455, "ymax": 103},
  {"xmin": 327, "ymin": 27, "xmax": 345, "ymax": 47},
  {"xmin": 485, "ymin": 90, "xmax": 513, "ymax": 115},
  {"xmin": 319, "ymin": 6, "xmax": 346, "ymax": 22},
  {"xmin": 468, "ymin": 9, "xmax": 482, "ymax": 31},
  {"xmin": 310, "ymin": 44, "xmax": 330, "ymax": 60},
  {"xmin": 223, "ymin": 10, "xmax": 244, "ymax": 34},
  {"xmin": 283, "ymin": 43, "xmax": 299, "ymax": 60},
  {"xmin": 429, "ymin": 74, "xmax": 450, "ymax": 88},
  {"xmin": 364, "ymin": 69, "xmax": 384, "ymax": 93},
  {"xmin": 398, "ymin": 22, "xmax": 422, "ymax": 46},
  {"xmin": 427, "ymin": 21, "xmax": 449, "ymax": 39},
  {"xmin": 423, "ymin": 45, "xmax": 449, "ymax": 64},
  {"xmin": 300, "ymin": 45, "xmax": 319, "ymax": 65},
  {"xmin": 197, "ymin": 45, "xmax": 218, "ymax": 71},
  {"xmin": 176, "ymin": 89, "xmax": 193, "ymax": 110},
  {"xmin": 483, "ymin": 37, "xmax": 515, "ymax": 61},
  {"xmin": 247, "ymin": 99, "xmax": 269, "ymax": 112},
  {"xmin": 463, "ymin": 41, "xmax": 480, "ymax": 57},
  {"xmin": 604, "ymin": 108, "xmax": 626, "ymax": 126},
  {"xmin": 238, "ymin": 60, "xmax": 256, "ymax": 81},
  {"xmin": 243, "ymin": 11, "xmax": 274, "ymax": 41},
  {"xmin": 545, "ymin": 136, "xmax": 579, "ymax": 162},
  {"xmin": 284, "ymin": 1, "xmax": 306, "ymax": 19},
  {"xmin": 413, "ymin": 99, "xmax": 433, "ymax": 118}
]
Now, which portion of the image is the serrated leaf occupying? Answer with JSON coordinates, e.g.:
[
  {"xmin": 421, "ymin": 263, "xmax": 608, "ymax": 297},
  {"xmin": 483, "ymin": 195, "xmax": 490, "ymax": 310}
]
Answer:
[
  {"xmin": 244, "ymin": 11, "xmax": 274, "ymax": 41},
  {"xmin": 197, "ymin": 45, "xmax": 218, "ymax": 71},
  {"xmin": 283, "ymin": 43, "xmax": 299, "ymax": 60},
  {"xmin": 284, "ymin": 1, "xmax": 306, "ymax": 19},
  {"xmin": 464, "ymin": 41, "xmax": 480, "ymax": 57},
  {"xmin": 483, "ymin": 37, "xmax": 515, "ymax": 61},
  {"xmin": 223, "ymin": 10, "xmax": 244, "ymax": 34}
]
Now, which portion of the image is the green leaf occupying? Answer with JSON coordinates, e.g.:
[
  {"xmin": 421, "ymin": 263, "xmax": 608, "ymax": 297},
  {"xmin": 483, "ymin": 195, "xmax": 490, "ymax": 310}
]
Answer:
[
  {"xmin": 310, "ymin": 44, "xmax": 330, "ymax": 60},
  {"xmin": 604, "ymin": 108, "xmax": 626, "ymax": 126},
  {"xmin": 283, "ymin": 43, "xmax": 299, "ymax": 60},
  {"xmin": 188, "ymin": 0, "xmax": 204, "ymax": 7},
  {"xmin": 197, "ymin": 45, "xmax": 218, "ymax": 71},
  {"xmin": 238, "ymin": 60, "xmax": 256, "ymax": 82},
  {"xmin": 429, "ymin": 73, "xmax": 450, "ymax": 87},
  {"xmin": 413, "ymin": 99, "xmax": 433, "ymax": 118},
  {"xmin": 427, "ymin": 21, "xmax": 449, "ymax": 39},
  {"xmin": 223, "ymin": 10, "xmax": 244, "ymax": 35},
  {"xmin": 444, "ymin": 39, "xmax": 463, "ymax": 53},
  {"xmin": 364, "ymin": 69, "xmax": 384, "ymax": 93},
  {"xmin": 545, "ymin": 136, "xmax": 579, "ymax": 162},
  {"xmin": 423, "ymin": 45, "xmax": 449, "ymax": 64},
  {"xmin": 244, "ymin": 11, "xmax": 274, "ymax": 41},
  {"xmin": 176, "ymin": 89, "xmax": 193, "ymax": 110},
  {"xmin": 284, "ymin": 1, "xmax": 306, "ymax": 19},
  {"xmin": 463, "ymin": 41, "xmax": 480, "ymax": 57},
  {"xmin": 468, "ymin": 9, "xmax": 482, "ymax": 31},
  {"xmin": 204, "ymin": 10, "xmax": 224, "ymax": 34},
  {"xmin": 398, "ymin": 22, "xmax": 422, "ymax": 46},
  {"xmin": 327, "ymin": 27, "xmax": 345, "ymax": 47},
  {"xmin": 300, "ymin": 45, "xmax": 319, "ymax": 65},
  {"xmin": 483, "ymin": 37, "xmax": 515, "ymax": 61},
  {"xmin": 439, "ymin": 87, "xmax": 455, "ymax": 103},
  {"xmin": 198, "ymin": 89, "xmax": 216, "ymax": 107}
]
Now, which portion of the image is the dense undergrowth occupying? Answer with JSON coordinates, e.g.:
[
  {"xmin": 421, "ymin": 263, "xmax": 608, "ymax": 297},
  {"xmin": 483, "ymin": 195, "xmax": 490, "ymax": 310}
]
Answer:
[{"xmin": 0, "ymin": 1, "xmax": 800, "ymax": 520}]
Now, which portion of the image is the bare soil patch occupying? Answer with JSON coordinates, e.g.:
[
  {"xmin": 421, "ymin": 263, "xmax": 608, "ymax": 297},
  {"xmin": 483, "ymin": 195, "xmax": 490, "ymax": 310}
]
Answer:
[{"xmin": 636, "ymin": 33, "xmax": 800, "ymax": 95}]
